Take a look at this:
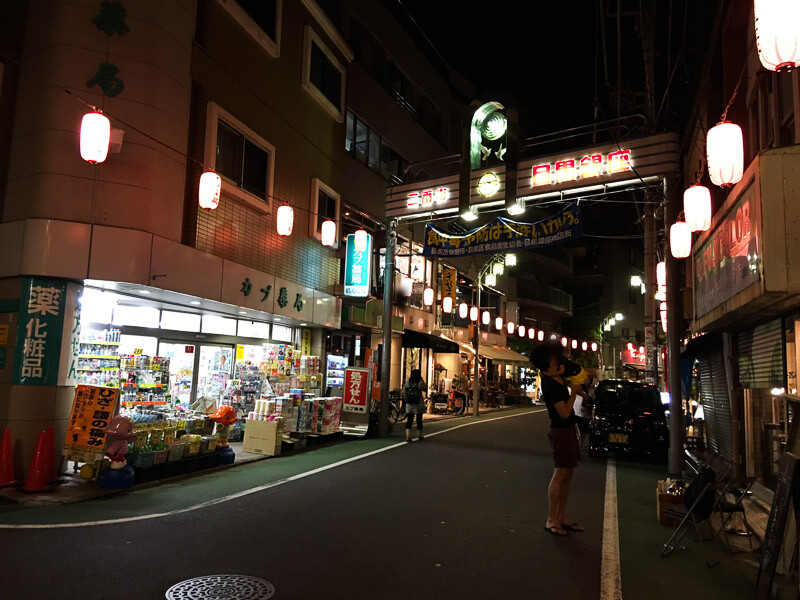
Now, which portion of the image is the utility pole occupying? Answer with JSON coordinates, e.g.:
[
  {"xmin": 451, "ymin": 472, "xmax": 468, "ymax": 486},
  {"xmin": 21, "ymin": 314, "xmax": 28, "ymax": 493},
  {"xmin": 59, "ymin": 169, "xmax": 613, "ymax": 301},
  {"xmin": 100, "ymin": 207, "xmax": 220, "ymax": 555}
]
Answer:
[
  {"xmin": 644, "ymin": 195, "xmax": 658, "ymax": 385},
  {"xmin": 472, "ymin": 282, "xmax": 481, "ymax": 418},
  {"xmin": 379, "ymin": 217, "xmax": 397, "ymax": 437}
]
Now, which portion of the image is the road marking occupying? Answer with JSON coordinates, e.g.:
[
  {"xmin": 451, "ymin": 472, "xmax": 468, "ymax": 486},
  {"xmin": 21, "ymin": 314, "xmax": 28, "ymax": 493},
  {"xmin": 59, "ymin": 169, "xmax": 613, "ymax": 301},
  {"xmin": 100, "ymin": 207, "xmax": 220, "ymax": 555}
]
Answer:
[
  {"xmin": 0, "ymin": 409, "xmax": 544, "ymax": 529},
  {"xmin": 600, "ymin": 458, "xmax": 623, "ymax": 600}
]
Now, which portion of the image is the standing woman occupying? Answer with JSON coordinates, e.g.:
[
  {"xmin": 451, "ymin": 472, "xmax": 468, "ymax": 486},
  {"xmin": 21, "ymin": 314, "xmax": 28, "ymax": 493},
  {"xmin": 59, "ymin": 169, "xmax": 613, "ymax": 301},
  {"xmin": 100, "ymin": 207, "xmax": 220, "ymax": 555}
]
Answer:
[
  {"xmin": 531, "ymin": 343, "xmax": 585, "ymax": 537},
  {"xmin": 402, "ymin": 369, "xmax": 427, "ymax": 442}
]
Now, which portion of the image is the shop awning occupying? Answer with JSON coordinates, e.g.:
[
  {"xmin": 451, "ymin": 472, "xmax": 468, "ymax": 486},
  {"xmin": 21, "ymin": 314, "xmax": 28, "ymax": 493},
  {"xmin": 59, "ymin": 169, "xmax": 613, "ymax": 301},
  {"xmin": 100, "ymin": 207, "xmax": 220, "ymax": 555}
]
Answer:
[
  {"xmin": 402, "ymin": 330, "xmax": 460, "ymax": 353},
  {"xmin": 479, "ymin": 345, "xmax": 531, "ymax": 364}
]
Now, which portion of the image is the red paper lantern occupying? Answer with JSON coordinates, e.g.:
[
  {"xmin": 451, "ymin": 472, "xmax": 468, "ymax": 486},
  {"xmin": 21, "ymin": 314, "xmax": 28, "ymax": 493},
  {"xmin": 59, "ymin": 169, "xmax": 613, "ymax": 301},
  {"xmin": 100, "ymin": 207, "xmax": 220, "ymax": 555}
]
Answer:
[
  {"xmin": 459, "ymin": 302, "xmax": 468, "ymax": 319},
  {"xmin": 495, "ymin": 316, "xmax": 503, "ymax": 331},
  {"xmin": 707, "ymin": 121, "xmax": 743, "ymax": 187},
  {"xmin": 198, "ymin": 171, "xmax": 222, "ymax": 210},
  {"xmin": 80, "ymin": 111, "xmax": 110, "ymax": 164},
  {"xmin": 423, "ymin": 287, "xmax": 434, "ymax": 306},
  {"xmin": 417, "ymin": 318, "xmax": 425, "ymax": 330},
  {"xmin": 442, "ymin": 297, "xmax": 453, "ymax": 314},
  {"xmin": 482, "ymin": 332, "xmax": 488, "ymax": 342},
  {"xmin": 277, "ymin": 205, "xmax": 294, "ymax": 236},
  {"xmin": 320, "ymin": 219, "xmax": 336, "ymax": 246},
  {"xmin": 754, "ymin": 0, "xmax": 800, "ymax": 72},
  {"xmin": 670, "ymin": 221, "xmax": 691, "ymax": 259},
  {"xmin": 684, "ymin": 185, "xmax": 712, "ymax": 232}
]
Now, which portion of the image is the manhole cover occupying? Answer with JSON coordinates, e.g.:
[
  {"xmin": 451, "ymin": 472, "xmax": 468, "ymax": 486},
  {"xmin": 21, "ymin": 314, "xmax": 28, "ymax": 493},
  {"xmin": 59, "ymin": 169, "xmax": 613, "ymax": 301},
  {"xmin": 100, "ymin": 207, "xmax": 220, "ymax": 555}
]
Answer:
[{"xmin": 166, "ymin": 575, "xmax": 276, "ymax": 599}]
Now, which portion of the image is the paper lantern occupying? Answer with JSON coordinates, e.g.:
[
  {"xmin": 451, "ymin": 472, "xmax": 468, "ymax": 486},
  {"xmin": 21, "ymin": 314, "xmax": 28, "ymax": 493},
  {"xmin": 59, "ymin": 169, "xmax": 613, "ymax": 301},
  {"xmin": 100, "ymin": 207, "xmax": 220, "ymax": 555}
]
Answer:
[
  {"xmin": 495, "ymin": 316, "xmax": 503, "ymax": 331},
  {"xmin": 354, "ymin": 228, "xmax": 368, "ymax": 253},
  {"xmin": 754, "ymin": 0, "xmax": 800, "ymax": 72},
  {"xmin": 707, "ymin": 121, "xmax": 743, "ymax": 187},
  {"xmin": 400, "ymin": 276, "xmax": 413, "ymax": 297},
  {"xmin": 519, "ymin": 325, "xmax": 526, "ymax": 337},
  {"xmin": 507, "ymin": 321, "xmax": 515, "ymax": 335},
  {"xmin": 639, "ymin": 346, "xmax": 645, "ymax": 355},
  {"xmin": 561, "ymin": 337, "xmax": 568, "ymax": 348},
  {"xmin": 529, "ymin": 329, "xmax": 536, "ymax": 340},
  {"xmin": 469, "ymin": 306, "xmax": 479, "ymax": 322},
  {"xmin": 80, "ymin": 111, "xmax": 111, "ymax": 164},
  {"xmin": 684, "ymin": 185, "xmax": 712, "ymax": 232},
  {"xmin": 320, "ymin": 219, "xmax": 336, "ymax": 246},
  {"xmin": 670, "ymin": 221, "xmax": 691, "ymax": 259},
  {"xmin": 582, "ymin": 341, "xmax": 588, "ymax": 351},
  {"xmin": 505, "ymin": 254, "xmax": 517, "ymax": 266},
  {"xmin": 277, "ymin": 205, "xmax": 294, "ymax": 236},
  {"xmin": 442, "ymin": 297, "xmax": 453, "ymax": 314},
  {"xmin": 571, "ymin": 339, "xmax": 578, "ymax": 350},
  {"xmin": 538, "ymin": 330, "xmax": 545, "ymax": 342},
  {"xmin": 591, "ymin": 342, "xmax": 598, "ymax": 352},
  {"xmin": 660, "ymin": 302, "xmax": 668, "ymax": 332},
  {"xmin": 482, "ymin": 332, "xmax": 489, "ymax": 342},
  {"xmin": 423, "ymin": 287, "xmax": 434, "ymax": 306},
  {"xmin": 198, "ymin": 171, "xmax": 222, "ymax": 210},
  {"xmin": 459, "ymin": 302, "xmax": 468, "ymax": 319},
  {"xmin": 417, "ymin": 318, "xmax": 425, "ymax": 330},
  {"xmin": 482, "ymin": 311, "xmax": 491, "ymax": 325},
  {"xmin": 656, "ymin": 261, "xmax": 666, "ymax": 287},
  {"xmin": 457, "ymin": 330, "xmax": 464, "ymax": 339}
]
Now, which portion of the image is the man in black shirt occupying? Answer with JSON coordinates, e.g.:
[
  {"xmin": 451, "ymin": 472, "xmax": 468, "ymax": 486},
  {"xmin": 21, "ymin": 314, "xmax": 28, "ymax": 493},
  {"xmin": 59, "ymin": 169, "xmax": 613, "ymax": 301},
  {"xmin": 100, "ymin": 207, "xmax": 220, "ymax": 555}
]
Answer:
[{"xmin": 531, "ymin": 343, "xmax": 585, "ymax": 537}]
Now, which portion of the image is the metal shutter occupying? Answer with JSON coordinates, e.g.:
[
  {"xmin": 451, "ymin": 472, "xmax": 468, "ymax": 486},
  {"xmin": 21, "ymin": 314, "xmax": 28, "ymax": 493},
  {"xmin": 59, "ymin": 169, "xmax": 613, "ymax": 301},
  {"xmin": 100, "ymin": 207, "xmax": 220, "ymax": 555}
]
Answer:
[
  {"xmin": 697, "ymin": 348, "xmax": 734, "ymax": 461},
  {"xmin": 737, "ymin": 319, "xmax": 784, "ymax": 390}
]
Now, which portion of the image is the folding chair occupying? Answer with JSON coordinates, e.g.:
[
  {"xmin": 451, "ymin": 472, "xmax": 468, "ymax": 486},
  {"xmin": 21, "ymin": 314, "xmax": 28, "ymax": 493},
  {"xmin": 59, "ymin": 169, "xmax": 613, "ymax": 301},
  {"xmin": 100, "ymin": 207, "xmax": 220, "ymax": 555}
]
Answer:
[{"xmin": 714, "ymin": 477, "xmax": 757, "ymax": 552}]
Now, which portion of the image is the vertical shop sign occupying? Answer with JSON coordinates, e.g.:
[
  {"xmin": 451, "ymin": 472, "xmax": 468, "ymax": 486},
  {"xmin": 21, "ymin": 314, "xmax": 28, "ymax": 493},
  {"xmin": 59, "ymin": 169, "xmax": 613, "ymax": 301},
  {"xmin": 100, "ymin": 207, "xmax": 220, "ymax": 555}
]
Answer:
[
  {"xmin": 442, "ymin": 268, "xmax": 457, "ymax": 300},
  {"xmin": 301, "ymin": 328, "xmax": 312, "ymax": 356},
  {"xmin": 57, "ymin": 283, "xmax": 83, "ymax": 387},
  {"xmin": 13, "ymin": 277, "xmax": 69, "ymax": 386},
  {"xmin": 344, "ymin": 233, "xmax": 373, "ymax": 297},
  {"xmin": 343, "ymin": 367, "xmax": 371, "ymax": 413},
  {"xmin": 64, "ymin": 385, "xmax": 120, "ymax": 464}
]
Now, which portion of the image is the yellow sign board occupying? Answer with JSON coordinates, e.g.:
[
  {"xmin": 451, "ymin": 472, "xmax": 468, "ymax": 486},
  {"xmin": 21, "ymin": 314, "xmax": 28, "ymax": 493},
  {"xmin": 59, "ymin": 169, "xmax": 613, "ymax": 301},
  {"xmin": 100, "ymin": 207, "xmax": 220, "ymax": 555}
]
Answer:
[
  {"xmin": 64, "ymin": 385, "xmax": 120, "ymax": 463},
  {"xmin": 442, "ymin": 269, "xmax": 458, "ymax": 300},
  {"xmin": 301, "ymin": 328, "xmax": 312, "ymax": 357},
  {"xmin": 236, "ymin": 344, "xmax": 244, "ymax": 360}
]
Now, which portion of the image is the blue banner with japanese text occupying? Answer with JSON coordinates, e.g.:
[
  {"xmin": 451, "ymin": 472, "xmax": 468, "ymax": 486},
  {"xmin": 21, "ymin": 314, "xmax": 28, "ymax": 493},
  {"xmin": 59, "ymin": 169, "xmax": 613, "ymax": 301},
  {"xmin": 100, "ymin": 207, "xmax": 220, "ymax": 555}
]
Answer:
[{"xmin": 422, "ymin": 203, "xmax": 583, "ymax": 257}]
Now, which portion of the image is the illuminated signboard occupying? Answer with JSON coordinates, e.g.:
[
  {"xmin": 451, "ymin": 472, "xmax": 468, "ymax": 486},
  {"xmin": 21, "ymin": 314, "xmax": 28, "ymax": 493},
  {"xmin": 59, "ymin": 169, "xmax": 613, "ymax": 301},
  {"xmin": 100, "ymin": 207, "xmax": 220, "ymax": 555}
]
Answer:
[
  {"xmin": 344, "ymin": 233, "xmax": 373, "ymax": 297},
  {"xmin": 408, "ymin": 187, "xmax": 448, "ymax": 208},
  {"xmin": 531, "ymin": 149, "xmax": 632, "ymax": 187}
]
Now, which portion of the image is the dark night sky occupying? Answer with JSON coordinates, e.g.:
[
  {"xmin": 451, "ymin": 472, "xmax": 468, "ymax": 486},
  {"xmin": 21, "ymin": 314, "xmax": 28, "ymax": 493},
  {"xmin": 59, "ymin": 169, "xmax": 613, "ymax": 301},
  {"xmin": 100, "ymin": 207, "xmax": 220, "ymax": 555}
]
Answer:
[{"xmin": 401, "ymin": 1, "xmax": 598, "ymax": 137}]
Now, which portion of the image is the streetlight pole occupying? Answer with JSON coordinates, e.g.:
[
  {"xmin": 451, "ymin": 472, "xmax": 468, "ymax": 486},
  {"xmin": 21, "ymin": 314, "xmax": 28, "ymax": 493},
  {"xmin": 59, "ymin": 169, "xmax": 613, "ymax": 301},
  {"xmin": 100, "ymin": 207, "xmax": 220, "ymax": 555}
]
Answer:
[{"xmin": 379, "ymin": 217, "xmax": 397, "ymax": 437}]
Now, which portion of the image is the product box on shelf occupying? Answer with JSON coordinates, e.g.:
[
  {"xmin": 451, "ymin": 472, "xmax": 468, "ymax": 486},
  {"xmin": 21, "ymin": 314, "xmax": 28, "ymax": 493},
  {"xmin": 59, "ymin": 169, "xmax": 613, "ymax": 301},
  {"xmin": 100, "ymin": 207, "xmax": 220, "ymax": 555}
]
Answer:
[{"xmin": 243, "ymin": 418, "xmax": 283, "ymax": 456}]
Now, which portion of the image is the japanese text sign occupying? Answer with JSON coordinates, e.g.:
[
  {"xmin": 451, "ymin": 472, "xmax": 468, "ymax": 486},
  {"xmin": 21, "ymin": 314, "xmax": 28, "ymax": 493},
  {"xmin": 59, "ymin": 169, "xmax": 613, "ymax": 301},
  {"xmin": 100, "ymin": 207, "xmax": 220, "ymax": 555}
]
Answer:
[
  {"xmin": 64, "ymin": 385, "xmax": 120, "ymax": 462},
  {"xmin": 531, "ymin": 149, "xmax": 632, "ymax": 187},
  {"xmin": 442, "ymin": 269, "xmax": 457, "ymax": 300},
  {"xmin": 13, "ymin": 277, "xmax": 69, "ymax": 385},
  {"xmin": 423, "ymin": 203, "xmax": 583, "ymax": 258},
  {"xmin": 344, "ymin": 233, "xmax": 373, "ymax": 297},
  {"xmin": 343, "ymin": 367, "xmax": 371, "ymax": 413}
]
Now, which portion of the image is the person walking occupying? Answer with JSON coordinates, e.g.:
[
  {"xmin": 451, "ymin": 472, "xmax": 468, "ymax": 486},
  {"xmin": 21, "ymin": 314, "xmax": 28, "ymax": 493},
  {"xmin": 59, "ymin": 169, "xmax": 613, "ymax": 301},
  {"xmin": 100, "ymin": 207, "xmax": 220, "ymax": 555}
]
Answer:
[
  {"xmin": 402, "ymin": 369, "xmax": 427, "ymax": 442},
  {"xmin": 531, "ymin": 343, "xmax": 585, "ymax": 537}
]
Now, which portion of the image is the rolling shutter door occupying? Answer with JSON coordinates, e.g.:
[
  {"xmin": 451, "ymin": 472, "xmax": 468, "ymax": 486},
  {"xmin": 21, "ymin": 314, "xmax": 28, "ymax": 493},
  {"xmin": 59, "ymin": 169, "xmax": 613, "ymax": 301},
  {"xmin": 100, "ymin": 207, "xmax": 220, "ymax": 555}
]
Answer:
[
  {"xmin": 737, "ymin": 319, "xmax": 784, "ymax": 390},
  {"xmin": 696, "ymin": 348, "xmax": 734, "ymax": 461}
]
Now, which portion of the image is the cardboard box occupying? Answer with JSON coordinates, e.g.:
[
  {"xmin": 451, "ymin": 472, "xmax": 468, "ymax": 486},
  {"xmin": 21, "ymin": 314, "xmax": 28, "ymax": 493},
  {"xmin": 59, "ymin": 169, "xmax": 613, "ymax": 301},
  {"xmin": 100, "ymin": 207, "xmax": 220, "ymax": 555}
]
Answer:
[
  {"xmin": 657, "ymin": 491, "xmax": 684, "ymax": 525},
  {"xmin": 243, "ymin": 419, "xmax": 282, "ymax": 456}
]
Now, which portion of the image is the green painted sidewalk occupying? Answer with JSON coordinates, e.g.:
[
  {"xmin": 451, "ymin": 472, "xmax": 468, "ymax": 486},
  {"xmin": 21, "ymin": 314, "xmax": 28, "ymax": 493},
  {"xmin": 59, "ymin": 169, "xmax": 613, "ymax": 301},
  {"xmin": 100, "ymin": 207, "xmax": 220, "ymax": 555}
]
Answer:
[{"xmin": 0, "ymin": 406, "xmax": 542, "ymax": 527}]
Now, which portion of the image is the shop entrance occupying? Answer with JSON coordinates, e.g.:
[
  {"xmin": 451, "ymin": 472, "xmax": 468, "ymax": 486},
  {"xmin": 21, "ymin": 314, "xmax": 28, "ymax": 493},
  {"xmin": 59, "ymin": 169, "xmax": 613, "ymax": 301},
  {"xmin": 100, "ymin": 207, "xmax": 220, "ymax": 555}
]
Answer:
[
  {"xmin": 157, "ymin": 342, "xmax": 197, "ymax": 408},
  {"xmin": 196, "ymin": 345, "xmax": 234, "ymax": 406}
]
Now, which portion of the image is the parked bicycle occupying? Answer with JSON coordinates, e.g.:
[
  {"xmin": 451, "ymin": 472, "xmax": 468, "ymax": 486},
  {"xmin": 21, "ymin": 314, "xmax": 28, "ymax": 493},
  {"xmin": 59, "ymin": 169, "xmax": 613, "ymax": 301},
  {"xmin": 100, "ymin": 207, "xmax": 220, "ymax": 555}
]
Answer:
[{"xmin": 369, "ymin": 390, "xmax": 405, "ymax": 423}]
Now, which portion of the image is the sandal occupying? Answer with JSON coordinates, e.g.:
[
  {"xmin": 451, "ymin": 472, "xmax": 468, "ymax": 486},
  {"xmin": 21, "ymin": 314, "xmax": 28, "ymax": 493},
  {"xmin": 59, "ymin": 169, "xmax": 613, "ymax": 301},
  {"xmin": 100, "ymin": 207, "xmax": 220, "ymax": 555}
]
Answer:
[
  {"xmin": 545, "ymin": 525, "xmax": 567, "ymax": 536},
  {"xmin": 562, "ymin": 522, "xmax": 584, "ymax": 532}
]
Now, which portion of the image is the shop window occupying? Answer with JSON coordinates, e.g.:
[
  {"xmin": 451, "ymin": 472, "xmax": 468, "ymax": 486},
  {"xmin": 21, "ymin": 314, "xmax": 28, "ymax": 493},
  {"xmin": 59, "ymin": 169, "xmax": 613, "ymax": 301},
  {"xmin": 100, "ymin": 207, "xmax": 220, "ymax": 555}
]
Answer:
[
  {"xmin": 302, "ymin": 26, "xmax": 345, "ymax": 122},
  {"xmin": 80, "ymin": 288, "xmax": 114, "ymax": 324},
  {"xmin": 160, "ymin": 311, "xmax": 201, "ymax": 333},
  {"xmin": 345, "ymin": 111, "xmax": 355, "ymax": 153},
  {"xmin": 237, "ymin": 320, "xmax": 271, "ymax": 338},
  {"xmin": 271, "ymin": 323, "xmax": 293, "ymax": 342},
  {"xmin": 218, "ymin": 0, "xmax": 282, "ymax": 57},
  {"xmin": 345, "ymin": 109, "xmax": 408, "ymax": 184},
  {"xmin": 309, "ymin": 178, "xmax": 340, "ymax": 246},
  {"xmin": 201, "ymin": 315, "xmax": 237, "ymax": 336},
  {"xmin": 205, "ymin": 103, "xmax": 275, "ymax": 213},
  {"xmin": 112, "ymin": 305, "xmax": 160, "ymax": 329}
]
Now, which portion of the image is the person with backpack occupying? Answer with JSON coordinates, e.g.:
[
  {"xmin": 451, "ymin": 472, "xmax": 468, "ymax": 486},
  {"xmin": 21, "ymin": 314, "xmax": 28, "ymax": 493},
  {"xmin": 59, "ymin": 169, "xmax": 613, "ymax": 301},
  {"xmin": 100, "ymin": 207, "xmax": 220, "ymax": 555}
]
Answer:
[{"xmin": 402, "ymin": 369, "xmax": 427, "ymax": 442}]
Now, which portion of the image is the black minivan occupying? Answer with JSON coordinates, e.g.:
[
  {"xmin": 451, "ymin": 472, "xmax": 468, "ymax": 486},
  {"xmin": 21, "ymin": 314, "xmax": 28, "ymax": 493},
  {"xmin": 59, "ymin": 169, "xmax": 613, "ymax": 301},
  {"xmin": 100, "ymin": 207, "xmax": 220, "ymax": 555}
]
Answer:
[{"xmin": 588, "ymin": 380, "xmax": 669, "ymax": 460}]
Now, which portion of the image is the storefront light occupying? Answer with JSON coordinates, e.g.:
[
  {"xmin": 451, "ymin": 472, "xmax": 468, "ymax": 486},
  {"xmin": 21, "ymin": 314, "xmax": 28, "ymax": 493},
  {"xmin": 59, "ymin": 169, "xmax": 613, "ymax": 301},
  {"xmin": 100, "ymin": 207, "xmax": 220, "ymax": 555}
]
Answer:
[
  {"xmin": 423, "ymin": 287, "xmax": 434, "ymax": 306},
  {"xmin": 630, "ymin": 275, "xmax": 643, "ymax": 287},
  {"xmin": 754, "ymin": 0, "xmax": 800, "ymax": 72},
  {"xmin": 495, "ymin": 316, "xmax": 503, "ymax": 330},
  {"xmin": 627, "ymin": 342, "xmax": 634, "ymax": 351},
  {"xmin": 482, "ymin": 311, "xmax": 491, "ymax": 325},
  {"xmin": 670, "ymin": 221, "xmax": 691, "ymax": 259},
  {"xmin": 442, "ymin": 296, "xmax": 453, "ymax": 313},
  {"xmin": 276, "ymin": 204, "xmax": 294, "ymax": 236},
  {"xmin": 684, "ymin": 185, "xmax": 712, "ymax": 232},
  {"xmin": 461, "ymin": 207, "xmax": 479, "ymax": 222},
  {"xmin": 507, "ymin": 321, "xmax": 515, "ymax": 335},
  {"xmin": 80, "ymin": 111, "xmax": 110, "ymax": 163},
  {"xmin": 706, "ymin": 121, "xmax": 743, "ymax": 187},
  {"xmin": 354, "ymin": 228, "xmax": 368, "ymax": 253},
  {"xmin": 199, "ymin": 171, "xmax": 222, "ymax": 210},
  {"xmin": 469, "ymin": 306, "xmax": 479, "ymax": 322},
  {"xmin": 320, "ymin": 219, "xmax": 336, "ymax": 246},
  {"xmin": 459, "ymin": 302, "xmax": 468, "ymax": 319}
]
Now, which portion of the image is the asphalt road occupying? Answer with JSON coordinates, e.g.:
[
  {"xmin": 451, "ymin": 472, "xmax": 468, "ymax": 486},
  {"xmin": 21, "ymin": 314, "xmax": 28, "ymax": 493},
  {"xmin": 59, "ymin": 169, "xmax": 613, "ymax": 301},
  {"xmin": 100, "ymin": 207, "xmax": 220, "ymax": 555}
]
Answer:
[{"xmin": 0, "ymin": 409, "xmax": 758, "ymax": 599}]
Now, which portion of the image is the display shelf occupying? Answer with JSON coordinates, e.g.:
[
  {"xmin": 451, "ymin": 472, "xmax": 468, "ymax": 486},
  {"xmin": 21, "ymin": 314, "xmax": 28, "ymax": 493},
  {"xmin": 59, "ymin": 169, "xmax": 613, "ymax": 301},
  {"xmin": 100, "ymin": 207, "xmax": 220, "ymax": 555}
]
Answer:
[
  {"xmin": 80, "ymin": 341, "xmax": 120, "ymax": 346},
  {"xmin": 122, "ymin": 384, "xmax": 164, "ymax": 389},
  {"xmin": 125, "ymin": 401, "xmax": 168, "ymax": 405},
  {"xmin": 78, "ymin": 354, "xmax": 121, "ymax": 360},
  {"xmin": 77, "ymin": 367, "xmax": 119, "ymax": 371}
]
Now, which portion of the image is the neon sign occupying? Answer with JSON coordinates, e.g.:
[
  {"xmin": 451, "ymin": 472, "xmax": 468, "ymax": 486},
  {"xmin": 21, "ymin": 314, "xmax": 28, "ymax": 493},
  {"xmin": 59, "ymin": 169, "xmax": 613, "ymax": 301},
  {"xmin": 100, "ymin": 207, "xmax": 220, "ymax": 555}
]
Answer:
[
  {"xmin": 531, "ymin": 149, "xmax": 632, "ymax": 187},
  {"xmin": 407, "ymin": 187, "xmax": 448, "ymax": 208}
]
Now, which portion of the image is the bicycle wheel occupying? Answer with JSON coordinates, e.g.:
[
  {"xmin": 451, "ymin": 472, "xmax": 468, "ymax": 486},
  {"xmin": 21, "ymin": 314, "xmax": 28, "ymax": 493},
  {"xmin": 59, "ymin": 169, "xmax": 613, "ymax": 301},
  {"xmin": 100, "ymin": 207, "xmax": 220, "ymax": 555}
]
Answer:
[{"xmin": 391, "ymin": 406, "xmax": 405, "ymax": 423}]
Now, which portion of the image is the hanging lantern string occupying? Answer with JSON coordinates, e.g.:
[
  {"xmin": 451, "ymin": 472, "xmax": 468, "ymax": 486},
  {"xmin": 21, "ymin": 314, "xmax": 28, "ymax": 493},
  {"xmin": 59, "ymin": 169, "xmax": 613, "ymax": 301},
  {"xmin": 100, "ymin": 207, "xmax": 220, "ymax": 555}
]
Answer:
[
  {"xmin": 720, "ymin": 62, "xmax": 747, "ymax": 122},
  {"xmin": 61, "ymin": 87, "xmax": 343, "ymax": 222}
]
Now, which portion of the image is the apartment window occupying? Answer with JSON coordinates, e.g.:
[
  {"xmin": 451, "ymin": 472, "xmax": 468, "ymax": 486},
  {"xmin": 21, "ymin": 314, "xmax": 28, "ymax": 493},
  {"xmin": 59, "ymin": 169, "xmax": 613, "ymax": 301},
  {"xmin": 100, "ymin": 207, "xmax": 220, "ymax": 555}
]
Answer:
[
  {"xmin": 309, "ymin": 178, "xmax": 341, "ymax": 247},
  {"xmin": 302, "ymin": 27, "xmax": 345, "ymax": 122},
  {"xmin": 345, "ymin": 109, "xmax": 408, "ymax": 184},
  {"xmin": 622, "ymin": 328, "xmax": 630, "ymax": 340},
  {"xmin": 204, "ymin": 103, "xmax": 275, "ymax": 212},
  {"xmin": 217, "ymin": 0, "xmax": 282, "ymax": 57}
]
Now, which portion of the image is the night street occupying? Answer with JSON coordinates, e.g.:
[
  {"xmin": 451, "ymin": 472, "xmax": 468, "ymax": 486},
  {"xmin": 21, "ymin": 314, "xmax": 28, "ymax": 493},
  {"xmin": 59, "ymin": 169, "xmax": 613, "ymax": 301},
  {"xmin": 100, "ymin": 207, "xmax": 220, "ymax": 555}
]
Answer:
[{"xmin": 0, "ymin": 409, "xmax": 754, "ymax": 599}]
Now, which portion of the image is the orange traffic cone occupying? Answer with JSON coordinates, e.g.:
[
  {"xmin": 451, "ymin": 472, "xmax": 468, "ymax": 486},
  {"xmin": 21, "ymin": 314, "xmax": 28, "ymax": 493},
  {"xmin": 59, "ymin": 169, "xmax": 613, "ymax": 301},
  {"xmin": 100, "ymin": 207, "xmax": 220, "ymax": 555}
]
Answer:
[
  {"xmin": 21, "ymin": 431, "xmax": 54, "ymax": 494},
  {"xmin": 44, "ymin": 425, "xmax": 63, "ymax": 485},
  {"xmin": 0, "ymin": 427, "xmax": 16, "ymax": 488}
]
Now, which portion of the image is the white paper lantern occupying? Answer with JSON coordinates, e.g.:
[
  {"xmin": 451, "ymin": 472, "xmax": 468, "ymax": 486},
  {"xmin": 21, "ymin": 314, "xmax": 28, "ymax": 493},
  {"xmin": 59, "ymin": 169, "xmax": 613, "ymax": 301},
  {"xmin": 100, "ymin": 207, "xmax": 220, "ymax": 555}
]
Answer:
[
  {"xmin": 639, "ymin": 346, "xmax": 645, "ymax": 355},
  {"xmin": 538, "ymin": 330, "xmax": 545, "ymax": 342},
  {"xmin": 482, "ymin": 311, "xmax": 491, "ymax": 325},
  {"xmin": 591, "ymin": 342, "xmax": 598, "ymax": 352},
  {"xmin": 442, "ymin": 297, "xmax": 453, "ymax": 314},
  {"xmin": 80, "ymin": 111, "xmax": 111, "ymax": 164},
  {"xmin": 354, "ymin": 228, "xmax": 368, "ymax": 253},
  {"xmin": 582, "ymin": 341, "xmax": 588, "ymax": 351},
  {"xmin": 660, "ymin": 302, "xmax": 668, "ymax": 333},
  {"xmin": 561, "ymin": 337, "xmax": 568, "ymax": 348},
  {"xmin": 670, "ymin": 221, "xmax": 692, "ymax": 259},
  {"xmin": 495, "ymin": 316, "xmax": 503, "ymax": 331},
  {"xmin": 320, "ymin": 219, "xmax": 336, "ymax": 246},
  {"xmin": 198, "ymin": 171, "xmax": 221, "ymax": 210},
  {"xmin": 656, "ymin": 261, "xmax": 666, "ymax": 287},
  {"xmin": 684, "ymin": 185, "xmax": 712, "ymax": 232},
  {"xmin": 423, "ymin": 287, "xmax": 434, "ymax": 306},
  {"xmin": 518, "ymin": 325, "xmax": 526, "ymax": 337},
  {"xmin": 707, "ymin": 121, "xmax": 743, "ymax": 187},
  {"xmin": 459, "ymin": 302, "xmax": 468, "ymax": 319},
  {"xmin": 469, "ymin": 306, "xmax": 479, "ymax": 322},
  {"xmin": 507, "ymin": 321, "xmax": 515, "ymax": 335},
  {"xmin": 277, "ymin": 205, "xmax": 294, "ymax": 236},
  {"xmin": 529, "ymin": 328, "xmax": 536, "ymax": 340},
  {"xmin": 755, "ymin": 0, "xmax": 800, "ymax": 72},
  {"xmin": 400, "ymin": 276, "xmax": 413, "ymax": 297},
  {"xmin": 571, "ymin": 339, "xmax": 578, "ymax": 350}
]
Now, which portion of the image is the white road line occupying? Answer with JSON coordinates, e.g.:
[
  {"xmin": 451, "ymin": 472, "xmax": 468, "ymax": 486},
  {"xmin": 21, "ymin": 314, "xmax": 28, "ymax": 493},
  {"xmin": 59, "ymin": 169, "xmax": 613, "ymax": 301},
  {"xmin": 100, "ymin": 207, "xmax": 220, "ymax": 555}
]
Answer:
[
  {"xmin": 600, "ymin": 458, "xmax": 623, "ymax": 600},
  {"xmin": 0, "ymin": 409, "xmax": 545, "ymax": 529}
]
